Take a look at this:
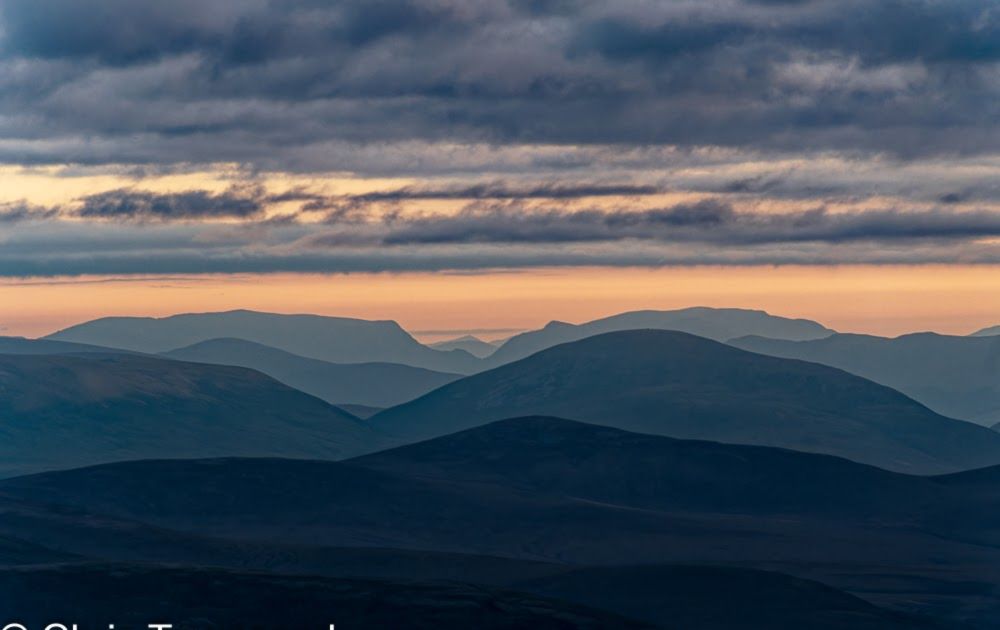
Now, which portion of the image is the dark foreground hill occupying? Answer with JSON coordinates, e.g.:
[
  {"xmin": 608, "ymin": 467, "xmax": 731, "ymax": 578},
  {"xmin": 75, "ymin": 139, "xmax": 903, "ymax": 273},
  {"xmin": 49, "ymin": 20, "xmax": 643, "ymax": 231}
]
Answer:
[
  {"xmin": 163, "ymin": 337, "xmax": 461, "ymax": 408},
  {"xmin": 484, "ymin": 307, "xmax": 833, "ymax": 367},
  {"xmin": 0, "ymin": 353, "xmax": 376, "ymax": 478},
  {"xmin": 372, "ymin": 331, "xmax": 1000, "ymax": 474},
  {"xmin": 46, "ymin": 309, "xmax": 481, "ymax": 373},
  {"xmin": 0, "ymin": 564, "xmax": 648, "ymax": 630},
  {"xmin": 515, "ymin": 565, "xmax": 948, "ymax": 630},
  {"xmin": 0, "ymin": 562, "xmax": 949, "ymax": 630},
  {"xmin": 731, "ymin": 332, "xmax": 1000, "ymax": 427},
  {"xmin": 2, "ymin": 418, "xmax": 998, "ymax": 626}
]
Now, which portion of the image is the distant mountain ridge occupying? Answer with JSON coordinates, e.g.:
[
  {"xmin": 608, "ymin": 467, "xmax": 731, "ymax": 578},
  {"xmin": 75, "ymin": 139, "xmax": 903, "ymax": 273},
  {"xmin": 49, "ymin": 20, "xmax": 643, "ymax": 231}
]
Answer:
[
  {"xmin": 484, "ymin": 307, "xmax": 834, "ymax": 368},
  {"xmin": 163, "ymin": 337, "xmax": 460, "ymax": 408},
  {"xmin": 40, "ymin": 307, "xmax": 837, "ymax": 375},
  {"xmin": 0, "ymin": 353, "xmax": 377, "ymax": 478},
  {"xmin": 0, "ymin": 336, "xmax": 130, "ymax": 355},
  {"xmin": 730, "ymin": 332, "xmax": 1000, "ymax": 426},
  {"xmin": 973, "ymin": 324, "xmax": 1000, "ymax": 337},
  {"xmin": 46, "ymin": 310, "xmax": 481, "ymax": 373},
  {"xmin": 372, "ymin": 330, "xmax": 1000, "ymax": 474},
  {"xmin": 429, "ymin": 335, "xmax": 499, "ymax": 358}
]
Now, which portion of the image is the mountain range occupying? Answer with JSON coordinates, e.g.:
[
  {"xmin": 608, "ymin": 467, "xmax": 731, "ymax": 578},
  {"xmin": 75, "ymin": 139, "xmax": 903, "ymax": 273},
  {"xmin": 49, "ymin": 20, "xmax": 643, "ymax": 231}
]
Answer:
[
  {"xmin": 10, "ymin": 305, "xmax": 1000, "ymax": 626},
  {"xmin": 481, "ymin": 307, "xmax": 834, "ymax": 368},
  {"xmin": 730, "ymin": 332, "xmax": 1000, "ymax": 427},
  {"xmin": 46, "ymin": 309, "xmax": 482, "ymax": 373},
  {"xmin": 163, "ymin": 337, "xmax": 460, "ymax": 408},
  {"xmin": 44, "ymin": 307, "xmax": 836, "ymax": 375},
  {"xmin": 972, "ymin": 324, "xmax": 1000, "ymax": 337},
  {"xmin": 0, "ymin": 352, "xmax": 376, "ymax": 478},
  {"xmin": 372, "ymin": 330, "xmax": 1000, "ymax": 474}
]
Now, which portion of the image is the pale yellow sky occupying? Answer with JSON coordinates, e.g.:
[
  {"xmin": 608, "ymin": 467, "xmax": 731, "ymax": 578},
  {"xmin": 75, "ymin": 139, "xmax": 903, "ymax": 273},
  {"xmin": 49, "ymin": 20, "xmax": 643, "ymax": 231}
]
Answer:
[{"xmin": 2, "ymin": 265, "xmax": 997, "ymax": 340}]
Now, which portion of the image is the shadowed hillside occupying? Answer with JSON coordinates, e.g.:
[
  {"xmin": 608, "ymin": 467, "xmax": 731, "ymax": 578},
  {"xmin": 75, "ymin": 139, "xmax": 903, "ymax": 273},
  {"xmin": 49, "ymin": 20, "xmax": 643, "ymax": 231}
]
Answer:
[
  {"xmin": 731, "ymin": 332, "xmax": 1000, "ymax": 426},
  {"xmin": 0, "ymin": 564, "xmax": 649, "ymax": 629},
  {"xmin": 0, "ymin": 353, "xmax": 377, "ymax": 478},
  {"xmin": 163, "ymin": 337, "xmax": 460, "ymax": 408},
  {"xmin": 372, "ymin": 331, "xmax": 1000, "ymax": 474},
  {"xmin": 0, "ymin": 418, "xmax": 994, "ymax": 626}
]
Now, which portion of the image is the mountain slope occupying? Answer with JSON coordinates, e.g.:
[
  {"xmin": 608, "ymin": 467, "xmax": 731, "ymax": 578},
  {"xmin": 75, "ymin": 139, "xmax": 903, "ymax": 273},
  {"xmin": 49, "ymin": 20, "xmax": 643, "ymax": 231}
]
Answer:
[
  {"xmin": 0, "ymin": 353, "xmax": 376, "ymax": 478},
  {"xmin": 5, "ymin": 418, "xmax": 994, "ymax": 546},
  {"xmin": 46, "ymin": 309, "xmax": 480, "ymax": 373},
  {"xmin": 430, "ymin": 335, "xmax": 499, "ymax": 358},
  {"xmin": 972, "ymin": 324, "xmax": 1000, "ymax": 337},
  {"xmin": 371, "ymin": 331, "xmax": 1000, "ymax": 474},
  {"xmin": 354, "ymin": 417, "xmax": 950, "ymax": 516},
  {"xmin": 730, "ymin": 333, "xmax": 1000, "ymax": 426},
  {"xmin": 484, "ymin": 307, "xmax": 833, "ymax": 368},
  {"xmin": 162, "ymin": 337, "xmax": 460, "ymax": 408}
]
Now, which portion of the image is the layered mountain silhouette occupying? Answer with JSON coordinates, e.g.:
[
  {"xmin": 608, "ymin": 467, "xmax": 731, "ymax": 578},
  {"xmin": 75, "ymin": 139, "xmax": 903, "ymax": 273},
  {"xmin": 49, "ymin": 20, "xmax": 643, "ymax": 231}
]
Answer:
[
  {"xmin": 0, "ymin": 418, "xmax": 995, "ymax": 626},
  {"xmin": 972, "ymin": 324, "xmax": 1000, "ymax": 337},
  {"xmin": 0, "ymin": 353, "xmax": 376, "ymax": 478},
  {"xmin": 0, "ymin": 335, "xmax": 128, "ymax": 355},
  {"xmin": 46, "ymin": 309, "xmax": 481, "ymax": 373},
  {"xmin": 430, "ymin": 335, "xmax": 499, "ymax": 358},
  {"xmin": 372, "ymin": 331, "xmax": 1000, "ymax": 473},
  {"xmin": 483, "ymin": 307, "xmax": 834, "ymax": 368},
  {"xmin": 163, "ymin": 337, "xmax": 460, "ymax": 408},
  {"xmin": 730, "ymin": 332, "xmax": 1000, "ymax": 426}
]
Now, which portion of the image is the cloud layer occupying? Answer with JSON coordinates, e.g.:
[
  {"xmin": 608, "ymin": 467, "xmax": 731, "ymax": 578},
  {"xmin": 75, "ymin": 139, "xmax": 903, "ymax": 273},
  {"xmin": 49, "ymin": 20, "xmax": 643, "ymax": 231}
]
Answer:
[
  {"xmin": 0, "ymin": 1, "xmax": 998, "ymax": 276},
  {"xmin": 1, "ymin": 0, "xmax": 998, "ymax": 169}
]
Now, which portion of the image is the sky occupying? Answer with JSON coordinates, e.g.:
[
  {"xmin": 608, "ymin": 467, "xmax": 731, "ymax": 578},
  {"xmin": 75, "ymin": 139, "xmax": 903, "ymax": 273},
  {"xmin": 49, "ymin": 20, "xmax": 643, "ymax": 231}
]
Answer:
[{"xmin": 1, "ymin": 0, "xmax": 998, "ymax": 337}]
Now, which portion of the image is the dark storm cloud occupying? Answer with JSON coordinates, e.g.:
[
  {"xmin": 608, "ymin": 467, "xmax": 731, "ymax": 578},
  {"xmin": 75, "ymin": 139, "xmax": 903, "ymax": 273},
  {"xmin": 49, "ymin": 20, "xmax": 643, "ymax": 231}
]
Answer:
[
  {"xmin": 75, "ymin": 186, "xmax": 267, "ymax": 221},
  {"xmin": 0, "ymin": 0, "xmax": 997, "ymax": 168}
]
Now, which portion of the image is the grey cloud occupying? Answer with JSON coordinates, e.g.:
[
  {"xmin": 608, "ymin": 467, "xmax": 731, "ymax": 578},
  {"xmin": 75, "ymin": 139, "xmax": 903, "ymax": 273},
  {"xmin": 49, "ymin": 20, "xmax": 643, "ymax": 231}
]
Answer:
[
  {"xmin": 308, "ymin": 201, "xmax": 1000, "ymax": 247},
  {"xmin": 0, "ymin": 202, "xmax": 58, "ymax": 223},
  {"xmin": 2, "ymin": 240, "xmax": 999, "ymax": 279},
  {"xmin": 74, "ymin": 185, "xmax": 267, "ymax": 221},
  {"xmin": 3, "ymin": 201, "xmax": 1000, "ymax": 279},
  {"xmin": 345, "ymin": 182, "xmax": 664, "ymax": 203},
  {"xmin": 0, "ymin": 0, "xmax": 996, "ymax": 170}
]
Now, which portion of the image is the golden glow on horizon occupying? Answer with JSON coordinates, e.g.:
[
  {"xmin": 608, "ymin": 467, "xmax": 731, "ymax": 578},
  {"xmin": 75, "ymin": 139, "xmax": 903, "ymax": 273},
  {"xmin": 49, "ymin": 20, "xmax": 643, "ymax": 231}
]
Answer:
[{"xmin": 1, "ymin": 265, "xmax": 998, "ymax": 340}]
